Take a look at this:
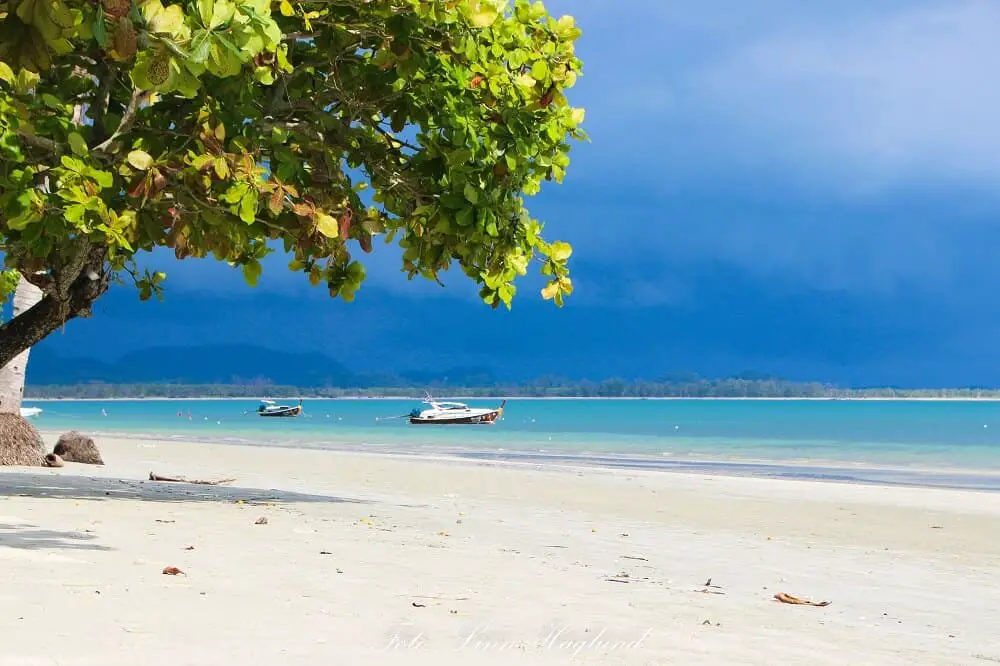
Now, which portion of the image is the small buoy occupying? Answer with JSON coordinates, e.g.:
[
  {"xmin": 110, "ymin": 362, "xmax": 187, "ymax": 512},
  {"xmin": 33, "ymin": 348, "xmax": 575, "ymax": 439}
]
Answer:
[{"xmin": 674, "ymin": 425, "xmax": 680, "ymax": 430}]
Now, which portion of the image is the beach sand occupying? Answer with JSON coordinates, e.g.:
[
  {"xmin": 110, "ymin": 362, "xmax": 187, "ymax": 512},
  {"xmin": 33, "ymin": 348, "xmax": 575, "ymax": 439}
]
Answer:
[{"xmin": 2, "ymin": 436, "xmax": 1000, "ymax": 665}]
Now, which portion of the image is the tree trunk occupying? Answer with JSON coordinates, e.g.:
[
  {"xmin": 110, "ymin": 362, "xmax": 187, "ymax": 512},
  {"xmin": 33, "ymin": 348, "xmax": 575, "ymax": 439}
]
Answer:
[
  {"xmin": 0, "ymin": 244, "xmax": 111, "ymax": 372},
  {"xmin": 0, "ymin": 276, "xmax": 44, "ymax": 414}
]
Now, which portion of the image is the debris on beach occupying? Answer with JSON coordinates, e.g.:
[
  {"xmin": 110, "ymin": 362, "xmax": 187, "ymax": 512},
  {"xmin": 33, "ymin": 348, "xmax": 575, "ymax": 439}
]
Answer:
[
  {"xmin": 622, "ymin": 555, "xmax": 648, "ymax": 561},
  {"xmin": 412, "ymin": 601, "xmax": 426, "ymax": 608},
  {"xmin": 162, "ymin": 566, "xmax": 185, "ymax": 576},
  {"xmin": 606, "ymin": 572, "xmax": 631, "ymax": 583},
  {"xmin": 254, "ymin": 516, "xmax": 268, "ymax": 525},
  {"xmin": 696, "ymin": 578, "xmax": 725, "ymax": 595},
  {"xmin": 183, "ymin": 546, "xmax": 195, "ymax": 551},
  {"xmin": 149, "ymin": 472, "xmax": 236, "ymax": 485},
  {"xmin": 43, "ymin": 453, "xmax": 64, "ymax": 468},
  {"xmin": 773, "ymin": 592, "xmax": 831, "ymax": 607}
]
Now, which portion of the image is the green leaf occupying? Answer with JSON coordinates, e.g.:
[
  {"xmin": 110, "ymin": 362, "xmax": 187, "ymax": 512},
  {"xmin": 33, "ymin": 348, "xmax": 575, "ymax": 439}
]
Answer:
[
  {"xmin": 242, "ymin": 260, "xmax": 262, "ymax": 286},
  {"xmin": 238, "ymin": 191, "xmax": 257, "ymax": 223},
  {"xmin": 463, "ymin": 183, "xmax": 479, "ymax": 205},
  {"xmin": 93, "ymin": 7, "xmax": 107, "ymax": 46},
  {"xmin": 190, "ymin": 31, "xmax": 212, "ymax": 64},
  {"xmin": 64, "ymin": 204, "xmax": 87, "ymax": 224},
  {"xmin": 530, "ymin": 60, "xmax": 549, "ymax": 80},
  {"xmin": 0, "ymin": 61, "xmax": 14, "ymax": 83},
  {"xmin": 456, "ymin": 207, "xmax": 474, "ymax": 227},
  {"xmin": 68, "ymin": 132, "xmax": 88, "ymax": 157},
  {"xmin": 127, "ymin": 150, "xmax": 154, "ymax": 170}
]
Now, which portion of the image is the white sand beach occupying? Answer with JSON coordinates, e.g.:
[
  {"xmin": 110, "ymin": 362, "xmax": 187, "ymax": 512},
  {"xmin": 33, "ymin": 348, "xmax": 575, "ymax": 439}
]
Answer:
[{"xmin": 2, "ymin": 436, "xmax": 1000, "ymax": 665}]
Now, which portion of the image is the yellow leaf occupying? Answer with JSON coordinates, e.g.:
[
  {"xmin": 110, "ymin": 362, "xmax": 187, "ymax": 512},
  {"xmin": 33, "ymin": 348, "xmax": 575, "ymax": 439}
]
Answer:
[
  {"xmin": 315, "ymin": 211, "xmax": 338, "ymax": 238},
  {"xmin": 143, "ymin": 0, "xmax": 188, "ymax": 37},
  {"xmin": 540, "ymin": 281, "xmax": 559, "ymax": 301},
  {"xmin": 569, "ymin": 108, "xmax": 585, "ymax": 126},
  {"xmin": 127, "ymin": 150, "xmax": 154, "ymax": 170},
  {"xmin": 515, "ymin": 73, "xmax": 536, "ymax": 88},
  {"xmin": 214, "ymin": 124, "xmax": 225, "ymax": 141},
  {"xmin": 467, "ymin": 0, "xmax": 500, "ymax": 28},
  {"xmin": 548, "ymin": 241, "xmax": 572, "ymax": 262},
  {"xmin": 279, "ymin": 0, "xmax": 294, "ymax": 16},
  {"xmin": 0, "ymin": 61, "xmax": 13, "ymax": 83}
]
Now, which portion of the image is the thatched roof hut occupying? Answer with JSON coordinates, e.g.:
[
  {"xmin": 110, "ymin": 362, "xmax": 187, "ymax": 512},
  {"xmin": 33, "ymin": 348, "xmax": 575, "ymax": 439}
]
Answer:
[
  {"xmin": 0, "ymin": 413, "xmax": 44, "ymax": 466},
  {"xmin": 53, "ymin": 431, "xmax": 104, "ymax": 465}
]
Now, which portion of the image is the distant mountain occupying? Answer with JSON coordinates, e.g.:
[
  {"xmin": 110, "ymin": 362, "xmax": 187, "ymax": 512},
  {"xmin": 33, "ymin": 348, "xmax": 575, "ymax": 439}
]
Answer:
[
  {"xmin": 26, "ymin": 344, "xmax": 499, "ymax": 388},
  {"xmin": 27, "ymin": 344, "xmax": 354, "ymax": 386}
]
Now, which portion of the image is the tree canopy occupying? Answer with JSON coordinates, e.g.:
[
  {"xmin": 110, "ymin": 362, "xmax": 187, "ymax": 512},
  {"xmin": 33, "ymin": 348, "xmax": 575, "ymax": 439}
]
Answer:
[{"xmin": 0, "ymin": 0, "xmax": 585, "ymax": 368}]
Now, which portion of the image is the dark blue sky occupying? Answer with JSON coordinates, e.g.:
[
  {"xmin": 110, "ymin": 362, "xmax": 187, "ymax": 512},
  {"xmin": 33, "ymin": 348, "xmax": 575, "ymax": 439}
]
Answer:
[{"xmin": 35, "ymin": 0, "xmax": 1000, "ymax": 386}]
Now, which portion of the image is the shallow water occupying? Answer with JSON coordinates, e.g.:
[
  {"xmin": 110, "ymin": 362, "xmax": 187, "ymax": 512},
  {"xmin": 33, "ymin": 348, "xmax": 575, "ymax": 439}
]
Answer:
[{"xmin": 24, "ymin": 397, "xmax": 1000, "ymax": 483}]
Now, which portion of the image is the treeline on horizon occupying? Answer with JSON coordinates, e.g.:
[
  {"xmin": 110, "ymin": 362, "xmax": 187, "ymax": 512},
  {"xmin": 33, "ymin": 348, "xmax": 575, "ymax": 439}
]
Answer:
[{"xmin": 22, "ymin": 377, "xmax": 1000, "ymax": 399}]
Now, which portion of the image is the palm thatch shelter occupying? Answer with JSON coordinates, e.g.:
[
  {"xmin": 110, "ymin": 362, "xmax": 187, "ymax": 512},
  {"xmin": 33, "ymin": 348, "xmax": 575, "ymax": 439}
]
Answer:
[
  {"xmin": 0, "ymin": 413, "xmax": 44, "ymax": 466},
  {"xmin": 53, "ymin": 431, "xmax": 104, "ymax": 465}
]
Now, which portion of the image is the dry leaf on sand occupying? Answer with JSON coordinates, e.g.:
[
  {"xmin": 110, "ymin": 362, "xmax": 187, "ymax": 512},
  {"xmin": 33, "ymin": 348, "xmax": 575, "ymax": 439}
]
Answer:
[{"xmin": 774, "ymin": 592, "xmax": 830, "ymax": 607}]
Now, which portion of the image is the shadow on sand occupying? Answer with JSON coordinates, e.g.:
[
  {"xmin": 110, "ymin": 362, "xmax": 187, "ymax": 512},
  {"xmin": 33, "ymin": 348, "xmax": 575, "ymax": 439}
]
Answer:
[
  {"xmin": 0, "ymin": 522, "xmax": 112, "ymax": 552},
  {"xmin": 0, "ymin": 471, "xmax": 371, "ymax": 505}
]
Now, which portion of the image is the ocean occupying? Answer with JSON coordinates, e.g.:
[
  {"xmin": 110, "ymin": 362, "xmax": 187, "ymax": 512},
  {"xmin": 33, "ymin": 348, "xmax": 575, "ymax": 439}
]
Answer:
[{"xmin": 24, "ymin": 397, "xmax": 1000, "ymax": 490}]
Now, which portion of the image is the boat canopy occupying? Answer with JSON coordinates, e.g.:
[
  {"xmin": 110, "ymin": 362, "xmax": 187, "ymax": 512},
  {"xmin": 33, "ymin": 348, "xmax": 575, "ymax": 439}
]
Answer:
[{"xmin": 430, "ymin": 401, "xmax": 469, "ymax": 410}]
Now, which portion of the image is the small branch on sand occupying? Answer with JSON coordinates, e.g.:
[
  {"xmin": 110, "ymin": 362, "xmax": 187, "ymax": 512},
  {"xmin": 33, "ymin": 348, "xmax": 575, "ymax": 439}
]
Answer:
[
  {"xmin": 622, "ymin": 555, "xmax": 648, "ymax": 561},
  {"xmin": 149, "ymin": 472, "xmax": 236, "ymax": 485}
]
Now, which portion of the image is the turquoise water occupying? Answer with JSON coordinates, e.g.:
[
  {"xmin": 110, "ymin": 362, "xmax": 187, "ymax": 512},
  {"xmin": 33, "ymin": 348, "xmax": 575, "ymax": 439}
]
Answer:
[{"xmin": 23, "ymin": 398, "xmax": 1000, "ymax": 477}]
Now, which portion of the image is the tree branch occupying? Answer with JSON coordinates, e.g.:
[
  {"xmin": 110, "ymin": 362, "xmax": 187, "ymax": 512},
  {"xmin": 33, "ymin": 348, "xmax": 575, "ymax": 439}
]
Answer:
[
  {"xmin": 15, "ymin": 131, "xmax": 62, "ymax": 156},
  {"xmin": 90, "ymin": 63, "xmax": 118, "ymax": 145},
  {"xmin": 0, "ymin": 295, "xmax": 69, "ymax": 370},
  {"xmin": 93, "ymin": 89, "xmax": 148, "ymax": 153}
]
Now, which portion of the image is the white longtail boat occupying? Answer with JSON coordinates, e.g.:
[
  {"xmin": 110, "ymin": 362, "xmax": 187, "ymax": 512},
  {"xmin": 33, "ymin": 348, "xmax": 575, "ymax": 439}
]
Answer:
[
  {"xmin": 256, "ymin": 399, "xmax": 303, "ymax": 417},
  {"xmin": 408, "ymin": 398, "xmax": 505, "ymax": 425}
]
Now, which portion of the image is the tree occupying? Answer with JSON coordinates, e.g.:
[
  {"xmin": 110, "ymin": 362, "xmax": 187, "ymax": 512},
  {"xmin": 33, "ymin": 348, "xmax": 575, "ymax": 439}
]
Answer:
[
  {"xmin": 0, "ymin": 273, "xmax": 42, "ymax": 413},
  {"xmin": 0, "ymin": 0, "xmax": 585, "ymax": 370}
]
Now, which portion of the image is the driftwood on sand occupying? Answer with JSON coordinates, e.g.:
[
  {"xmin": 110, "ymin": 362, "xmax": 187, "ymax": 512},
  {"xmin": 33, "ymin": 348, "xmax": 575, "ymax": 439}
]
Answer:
[{"xmin": 149, "ymin": 472, "xmax": 236, "ymax": 485}]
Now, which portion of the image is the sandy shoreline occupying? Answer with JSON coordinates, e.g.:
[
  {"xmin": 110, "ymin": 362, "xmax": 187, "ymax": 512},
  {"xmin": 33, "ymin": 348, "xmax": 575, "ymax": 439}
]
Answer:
[
  {"xmin": 36, "ymin": 428, "xmax": 1000, "ymax": 492},
  {"xmin": 3, "ymin": 436, "xmax": 1000, "ymax": 665}
]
